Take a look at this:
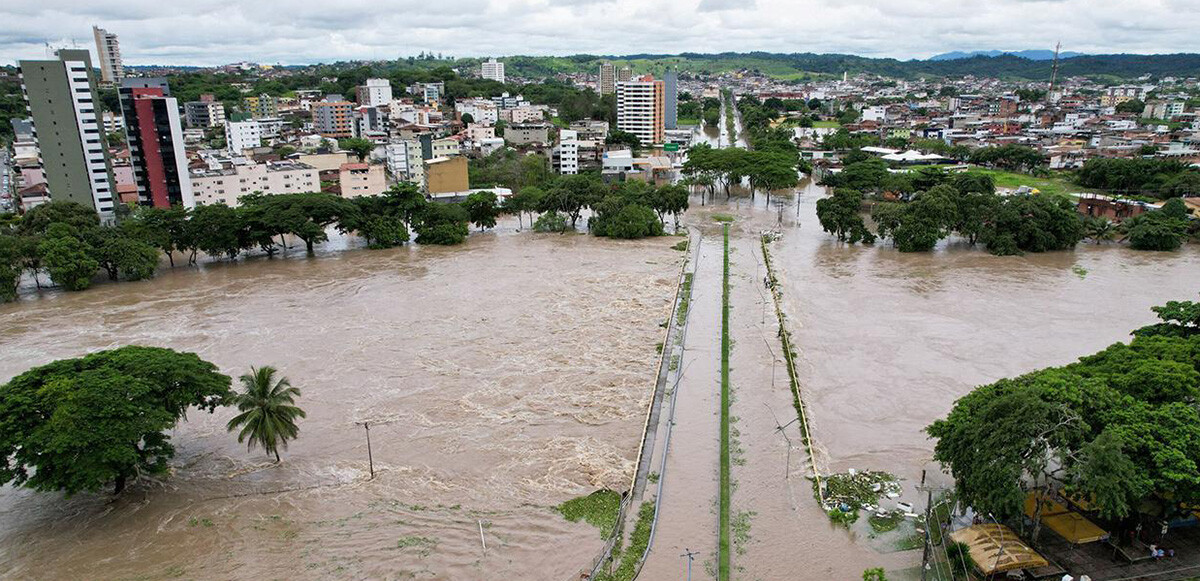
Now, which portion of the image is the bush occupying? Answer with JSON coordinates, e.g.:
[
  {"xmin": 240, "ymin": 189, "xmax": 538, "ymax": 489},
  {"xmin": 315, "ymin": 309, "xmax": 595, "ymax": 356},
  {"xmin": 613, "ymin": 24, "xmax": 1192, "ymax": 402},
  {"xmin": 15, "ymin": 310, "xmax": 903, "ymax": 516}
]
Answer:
[
  {"xmin": 414, "ymin": 204, "xmax": 469, "ymax": 245},
  {"xmin": 533, "ymin": 211, "xmax": 569, "ymax": 233},
  {"xmin": 593, "ymin": 203, "xmax": 663, "ymax": 239}
]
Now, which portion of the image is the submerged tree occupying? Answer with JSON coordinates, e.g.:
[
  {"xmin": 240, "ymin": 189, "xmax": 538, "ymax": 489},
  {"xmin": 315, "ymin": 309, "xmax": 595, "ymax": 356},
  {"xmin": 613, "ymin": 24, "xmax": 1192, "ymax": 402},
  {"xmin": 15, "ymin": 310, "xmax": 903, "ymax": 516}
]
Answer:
[
  {"xmin": 225, "ymin": 366, "xmax": 306, "ymax": 463},
  {"xmin": 0, "ymin": 346, "xmax": 231, "ymax": 494}
]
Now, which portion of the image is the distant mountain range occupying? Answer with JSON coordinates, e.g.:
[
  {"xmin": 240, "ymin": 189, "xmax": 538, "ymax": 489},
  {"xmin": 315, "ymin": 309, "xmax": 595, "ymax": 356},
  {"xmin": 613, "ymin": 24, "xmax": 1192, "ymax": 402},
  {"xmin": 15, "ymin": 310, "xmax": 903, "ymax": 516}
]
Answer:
[{"xmin": 929, "ymin": 50, "xmax": 1086, "ymax": 61}]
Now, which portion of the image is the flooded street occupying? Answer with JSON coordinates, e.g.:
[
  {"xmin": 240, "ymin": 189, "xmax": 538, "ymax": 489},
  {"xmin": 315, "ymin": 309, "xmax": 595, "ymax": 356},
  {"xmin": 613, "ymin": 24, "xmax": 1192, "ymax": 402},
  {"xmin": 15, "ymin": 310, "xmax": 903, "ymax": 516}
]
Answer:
[
  {"xmin": 682, "ymin": 179, "xmax": 1199, "ymax": 579},
  {"xmin": 0, "ymin": 223, "xmax": 680, "ymax": 580},
  {"xmin": 772, "ymin": 179, "xmax": 1200, "ymax": 489}
]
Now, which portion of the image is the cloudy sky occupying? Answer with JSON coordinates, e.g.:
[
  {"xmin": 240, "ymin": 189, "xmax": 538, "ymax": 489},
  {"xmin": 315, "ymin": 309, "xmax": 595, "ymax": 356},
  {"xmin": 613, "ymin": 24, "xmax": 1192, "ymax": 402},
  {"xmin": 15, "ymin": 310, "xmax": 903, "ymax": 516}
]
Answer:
[{"xmin": 3, "ymin": 0, "xmax": 1199, "ymax": 66}]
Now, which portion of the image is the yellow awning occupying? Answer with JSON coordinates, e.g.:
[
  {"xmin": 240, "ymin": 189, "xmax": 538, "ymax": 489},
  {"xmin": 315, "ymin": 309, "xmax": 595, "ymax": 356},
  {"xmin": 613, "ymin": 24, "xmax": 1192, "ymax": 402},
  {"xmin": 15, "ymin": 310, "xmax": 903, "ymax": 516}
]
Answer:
[
  {"xmin": 1025, "ymin": 491, "xmax": 1108, "ymax": 544},
  {"xmin": 950, "ymin": 524, "xmax": 1049, "ymax": 575}
]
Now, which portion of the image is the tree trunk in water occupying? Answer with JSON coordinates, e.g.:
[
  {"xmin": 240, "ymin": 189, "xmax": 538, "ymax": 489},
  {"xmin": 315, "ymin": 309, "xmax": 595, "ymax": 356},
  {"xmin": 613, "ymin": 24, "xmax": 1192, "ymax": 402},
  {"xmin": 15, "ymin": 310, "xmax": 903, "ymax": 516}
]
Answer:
[
  {"xmin": 114, "ymin": 473, "xmax": 127, "ymax": 494},
  {"xmin": 166, "ymin": 251, "xmax": 175, "ymax": 268},
  {"xmin": 305, "ymin": 239, "xmax": 315, "ymax": 254},
  {"xmin": 280, "ymin": 234, "xmax": 288, "ymax": 249},
  {"xmin": 274, "ymin": 450, "xmax": 281, "ymax": 463}
]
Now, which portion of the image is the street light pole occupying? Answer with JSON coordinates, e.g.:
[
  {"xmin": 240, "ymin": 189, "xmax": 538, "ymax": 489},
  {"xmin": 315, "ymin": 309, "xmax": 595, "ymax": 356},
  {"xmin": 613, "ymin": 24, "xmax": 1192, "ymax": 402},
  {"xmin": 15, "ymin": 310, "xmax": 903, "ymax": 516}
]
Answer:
[
  {"xmin": 357, "ymin": 421, "xmax": 374, "ymax": 479},
  {"xmin": 680, "ymin": 548, "xmax": 699, "ymax": 581}
]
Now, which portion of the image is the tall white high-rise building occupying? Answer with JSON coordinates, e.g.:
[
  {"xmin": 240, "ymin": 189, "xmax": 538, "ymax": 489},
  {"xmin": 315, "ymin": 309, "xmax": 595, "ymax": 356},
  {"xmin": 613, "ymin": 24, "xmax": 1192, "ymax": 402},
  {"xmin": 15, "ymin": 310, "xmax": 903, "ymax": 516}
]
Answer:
[
  {"xmin": 481, "ymin": 58, "xmax": 505, "ymax": 84},
  {"xmin": 92, "ymin": 25, "xmax": 124, "ymax": 85},
  {"xmin": 356, "ymin": 78, "xmax": 393, "ymax": 107},
  {"xmin": 616, "ymin": 75, "xmax": 665, "ymax": 146}
]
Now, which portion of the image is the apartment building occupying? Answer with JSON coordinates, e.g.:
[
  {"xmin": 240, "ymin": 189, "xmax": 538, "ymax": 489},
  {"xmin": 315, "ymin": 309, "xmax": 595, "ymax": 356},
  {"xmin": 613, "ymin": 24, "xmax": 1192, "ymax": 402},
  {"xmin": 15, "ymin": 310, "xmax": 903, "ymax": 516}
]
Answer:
[
  {"xmin": 455, "ymin": 99, "xmax": 499, "ymax": 124},
  {"xmin": 505, "ymin": 105, "xmax": 545, "ymax": 124},
  {"xmin": 185, "ymin": 95, "xmax": 226, "ymax": 128},
  {"xmin": 617, "ymin": 75, "xmax": 665, "ymax": 145},
  {"xmin": 617, "ymin": 67, "xmax": 633, "ymax": 83},
  {"xmin": 505, "ymin": 122, "xmax": 552, "ymax": 146},
  {"xmin": 338, "ymin": 163, "xmax": 386, "ymax": 198},
  {"xmin": 356, "ymin": 78, "xmax": 393, "ymax": 107},
  {"xmin": 243, "ymin": 94, "xmax": 278, "ymax": 119},
  {"xmin": 313, "ymin": 95, "xmax": 354, "ymax": 138},
  {"xmin": 92, "ymin": 26, "xmax": 123, "ymax": 84},
  {"xmin": 599, "ymin": 62, "xmax": 616, "ymax": 95},
  {"xmin": 554, "ymin": 129, "xmax": 579, "ymax": 174},
  {"xmin": 119, "ymin": 79, "xmax": 194, "ymax": 208},
  {"xmin": 426, "ymin": 156, "xmax": 469, "ymax": 194},
  {"xmin": 385, "ymin": 139, "xmax": 425, "ymax": 185},
  {"xmin": 18, "ymin": 49, "xmax": 117, "ymax": 216},
  {"xmin": 481, "ymin": 58, "xmax": 505, "ymax": 83},
  {"xmin": 225, "ymin": 120, "xmax": 262, "ymax": 155},
  {"xmin": 190, "ymin": 160, "xmax": 319, "ymax": 206},
  {"xmin": 664, "ymin": 69, "xmax": 678, "ymax": 130}
]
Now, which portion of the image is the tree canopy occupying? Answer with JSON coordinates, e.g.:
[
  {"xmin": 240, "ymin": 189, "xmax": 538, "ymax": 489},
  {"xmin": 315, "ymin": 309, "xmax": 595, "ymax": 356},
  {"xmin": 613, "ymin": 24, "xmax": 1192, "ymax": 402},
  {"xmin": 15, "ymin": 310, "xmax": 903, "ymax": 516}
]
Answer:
[
  {"xmin": 0, "ymin": 346, "xmax": 232, "ymax": 494},
  {"xmin": 928, "ymin": 298, "xmax": 1200, "ymax": 527}
]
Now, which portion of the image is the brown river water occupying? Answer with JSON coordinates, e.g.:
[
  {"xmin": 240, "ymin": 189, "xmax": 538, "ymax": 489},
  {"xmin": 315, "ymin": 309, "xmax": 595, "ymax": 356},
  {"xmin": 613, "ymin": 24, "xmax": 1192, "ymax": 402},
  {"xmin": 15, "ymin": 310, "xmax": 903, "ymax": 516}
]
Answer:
[{"xmin": 0, "ymin": 223, "xmax": 680, "ymax": 580}]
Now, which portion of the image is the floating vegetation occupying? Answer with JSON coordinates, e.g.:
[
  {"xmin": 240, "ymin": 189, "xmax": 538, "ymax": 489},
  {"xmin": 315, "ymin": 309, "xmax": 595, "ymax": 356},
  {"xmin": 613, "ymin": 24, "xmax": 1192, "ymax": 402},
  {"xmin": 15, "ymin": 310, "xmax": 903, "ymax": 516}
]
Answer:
[
  {"xmin": 712, "ymin": 213, "xmax": 735, "ymax": 223},
  {"xmin": 556, "ymin": 489, "xmax": 621, "ymax": 538},
  {"xmin": 396, "ymin": 536, "xmax": 438, "ymax": 558},
  {"xmin": 869, "ymin": 511, "xmax": 905, "ymax": 533},
  {"xmin": 1072, "ymin": 264, "xmax": 1089, "ymax": 279},
  {"xmin": 672, "ymin": 240, "xmax": 689, "ymax": 251},
  {"xmin": 825, "ymin": 472, "xmax": 902, "ymax": 513}
]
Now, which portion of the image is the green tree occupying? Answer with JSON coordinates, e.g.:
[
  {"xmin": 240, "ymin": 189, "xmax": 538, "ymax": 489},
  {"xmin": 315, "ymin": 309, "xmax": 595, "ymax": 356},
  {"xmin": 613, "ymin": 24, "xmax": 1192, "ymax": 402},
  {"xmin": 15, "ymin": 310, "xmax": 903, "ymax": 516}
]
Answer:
[
  {"xmin": 927, "ymin": 302, "xmax": 1200, "ymax": 527},
  {"xmin": 981, "ymin": 195, "xmax": 1085, "ymax": 256},
  {"xmin": 463, "ymin": 191, "xmax": 500, "ymax": 231},
  {"xmin": 0, "ymin": 346, "xmax": 232, "ymax": 494},
  {"xmin": 504, "ymin": 186, "xmax": 546, "ymax": 229},
  {"xmin": 18, "ymin": 200, "xmax": 100, "ymax": 235},
  {"xmin": 338, "ymin": 138, "xmax": 375, "ymax": 162},
  {"xmin": 1115, "ymin": 98, "xmax": 1145, "ymax": 114},
  {"xmin": 187, "ymin": 203, "xmax": 245, "ymax": 261},
  {"xmin": 225, "ymin": 366, "xmax": 306, "ymax": 462},
  {"xmin": 605, "ymin": 130, "xmax": 641, "ymax": 152},
  {"xmin": 243, "ymin": 193, "xmax": 359, "ymax": 254},
  {"xmin": 816, "ymin": 188, "xmax": 875, "ymax": 244},
  {"xmin": 87, "ymin": 228, "xmax": 160, "ymax": 281},
  {"xmin": 1125, "ymin": 198, "xmax": 1189, "ymax": 251},
  {"xmin": 126, "ymin": 205, "xmax": 191, "ymax": 267},
  {"xmin": 0, "ymin": 234, "xmax": 22, "ymax": 302},
  {"xmin": 540, "ymin": 174, "xmax": 605, "ymax": 229},
  {"xmin": 38, "ymin": 225, "xmax": 98, "ymax": 291},
  {"xmin": 414, "ymin": 203, "xmax": 470, "ymax": 245}
]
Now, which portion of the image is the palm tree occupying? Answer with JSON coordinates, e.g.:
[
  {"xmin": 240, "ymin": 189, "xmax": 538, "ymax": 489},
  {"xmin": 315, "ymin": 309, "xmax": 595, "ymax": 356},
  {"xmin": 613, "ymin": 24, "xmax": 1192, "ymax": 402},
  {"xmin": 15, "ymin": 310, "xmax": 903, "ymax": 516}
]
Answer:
[
  {"xmin": 1086, "ymin": 217, "xmax": 1117, "ymax": 243},
  {"xmin": 226, "ymin": 366, "xmax": 306, "ymax": 462}
]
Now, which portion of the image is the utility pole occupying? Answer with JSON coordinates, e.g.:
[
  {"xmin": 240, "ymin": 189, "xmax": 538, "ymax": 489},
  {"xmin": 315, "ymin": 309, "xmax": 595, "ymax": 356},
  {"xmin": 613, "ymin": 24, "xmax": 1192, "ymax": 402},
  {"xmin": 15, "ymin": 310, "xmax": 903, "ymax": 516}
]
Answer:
[
  {"xmin": 357, "ymin": 421, "xmax": 375, "ymax": 479},
  {"xmin": 680, "ymin": 548, "xmax": 699, "ymax": 581}
]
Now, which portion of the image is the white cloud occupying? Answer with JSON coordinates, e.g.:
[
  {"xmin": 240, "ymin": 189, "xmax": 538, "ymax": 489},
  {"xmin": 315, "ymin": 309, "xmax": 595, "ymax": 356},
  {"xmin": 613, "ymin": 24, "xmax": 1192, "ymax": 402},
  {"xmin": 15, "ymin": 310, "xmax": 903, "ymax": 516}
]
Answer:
[{"xmin": 1, "ymin": 0, "xmax": 1198, "ymax": 66}]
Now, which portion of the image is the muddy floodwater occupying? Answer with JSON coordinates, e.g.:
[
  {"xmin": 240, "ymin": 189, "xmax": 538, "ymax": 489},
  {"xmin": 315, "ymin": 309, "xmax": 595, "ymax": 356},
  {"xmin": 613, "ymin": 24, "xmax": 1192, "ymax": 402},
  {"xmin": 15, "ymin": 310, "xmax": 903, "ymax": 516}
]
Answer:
[{"xmin": 0, "ymin": 224, "xmax": 680, "ymax": 580}]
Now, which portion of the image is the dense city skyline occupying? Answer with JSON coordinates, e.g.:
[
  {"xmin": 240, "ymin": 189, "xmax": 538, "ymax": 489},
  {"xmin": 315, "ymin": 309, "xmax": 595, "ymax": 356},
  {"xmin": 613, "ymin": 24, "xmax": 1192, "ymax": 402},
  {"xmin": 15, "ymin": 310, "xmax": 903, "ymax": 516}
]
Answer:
[{"xmin": 3, "ymin": 0, "xmax": 1200, "ymax": 66}]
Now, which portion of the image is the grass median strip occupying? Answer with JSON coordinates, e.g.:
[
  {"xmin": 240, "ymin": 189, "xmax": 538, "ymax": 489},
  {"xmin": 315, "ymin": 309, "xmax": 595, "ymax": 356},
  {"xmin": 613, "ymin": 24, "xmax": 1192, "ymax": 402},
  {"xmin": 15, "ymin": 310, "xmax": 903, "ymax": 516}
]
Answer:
[{"xmin": 719, "ymin": 223, "xmax": 732, "ymax": 580}]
